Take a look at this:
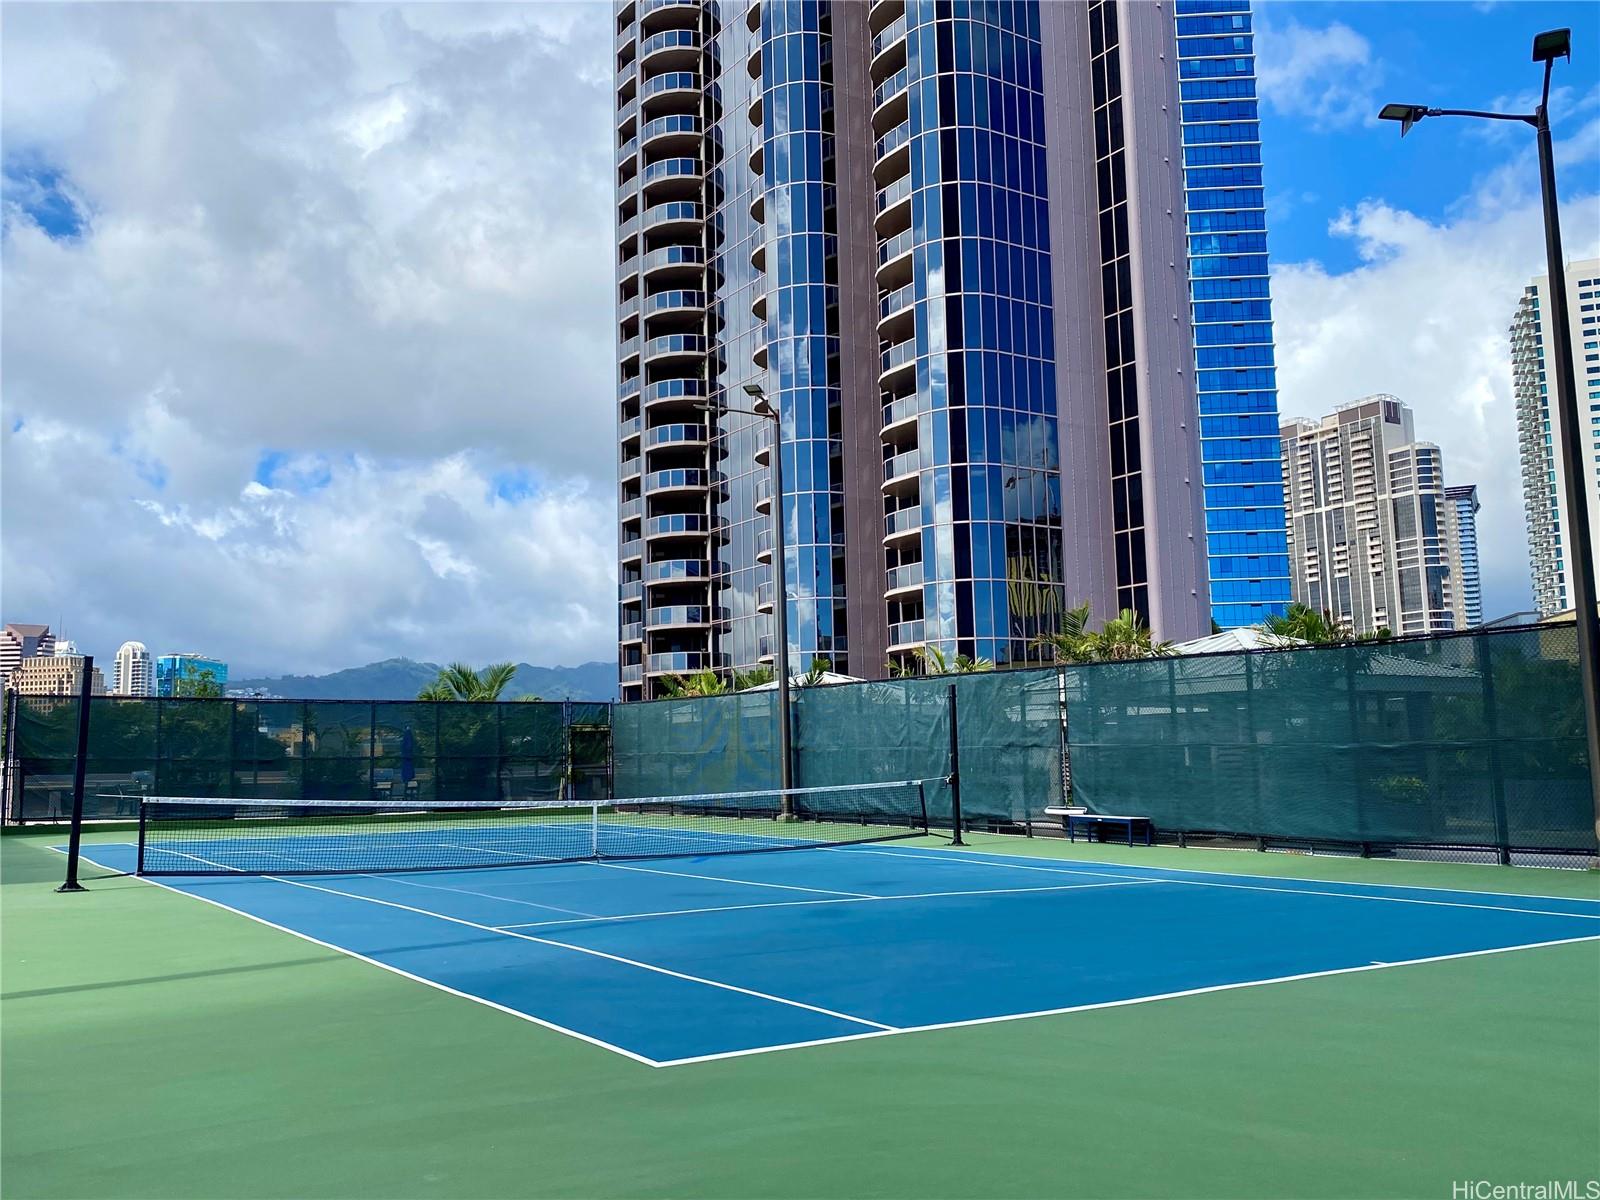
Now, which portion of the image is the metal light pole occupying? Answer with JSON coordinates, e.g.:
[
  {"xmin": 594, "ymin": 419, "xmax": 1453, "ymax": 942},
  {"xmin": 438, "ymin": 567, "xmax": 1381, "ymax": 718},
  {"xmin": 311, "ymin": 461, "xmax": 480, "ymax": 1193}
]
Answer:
[
  {"xmin": 701, "ymin": 384, "xmax": 794, "ymax": 815},
  {"xmin": 1380, "ymin": 28, "xmax": 1600, "ymax": 843}
]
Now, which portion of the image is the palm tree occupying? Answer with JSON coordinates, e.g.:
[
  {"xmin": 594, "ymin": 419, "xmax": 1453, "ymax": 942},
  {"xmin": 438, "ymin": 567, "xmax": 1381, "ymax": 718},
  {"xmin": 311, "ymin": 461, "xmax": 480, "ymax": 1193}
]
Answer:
[
  {"xmin": 417, "ymin": 661, "xmax": 519, "ymax": 701},
  {"xmin": 733, "ymin": 666, "xmax": 775, "ymax": 691},
  {"xmin": 1076, "ymin": 609, "xmax": 1173, "ymax": 662},
  {"xmin": 661, "ymin": 670, "xmax": 729, "ymax": 698},
  {"xmin": 1030, "ymin": 602, "xmax": 1094, "ymax": 664},
  {"xmin": 1263, "ymin": 603, "xmax": 1342, "ymax": 645},
  {"xmin": 914, "ymin": 645, "xmax": 994, "ymax": 675},
  {"xmin": 799, "ymin": 657, "xmax": 832, "ymax": 686}
]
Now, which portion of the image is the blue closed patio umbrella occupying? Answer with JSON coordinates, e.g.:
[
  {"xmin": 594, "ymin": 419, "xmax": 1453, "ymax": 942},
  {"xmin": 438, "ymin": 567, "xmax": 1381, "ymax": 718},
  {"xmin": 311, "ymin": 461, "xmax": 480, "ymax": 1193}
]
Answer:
[{"xmin": 400, "ymin": 726, "xmax": 416, "ymax": 792}]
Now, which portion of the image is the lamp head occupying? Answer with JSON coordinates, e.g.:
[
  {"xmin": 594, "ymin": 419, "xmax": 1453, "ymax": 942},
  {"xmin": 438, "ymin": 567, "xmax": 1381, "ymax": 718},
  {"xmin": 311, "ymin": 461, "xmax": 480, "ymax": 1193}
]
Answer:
[
  {"xmin": 742, "ymin": 383, "xmax": 765, "ymax": 399},
  {"xmin": 1378, "ymin": 103, "xmax": 1430, "ymax": 137},
  {"xmin": 1532, "ymin": 28, "xmax": 1570, "ymax": 63}
]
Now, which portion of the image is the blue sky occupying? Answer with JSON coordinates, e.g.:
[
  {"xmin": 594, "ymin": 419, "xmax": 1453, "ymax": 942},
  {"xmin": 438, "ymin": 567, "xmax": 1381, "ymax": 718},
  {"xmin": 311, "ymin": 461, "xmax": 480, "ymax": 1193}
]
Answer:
[{"xmin": 1260, "ymin": 1, "xmax": 1599, "ymax": 272}]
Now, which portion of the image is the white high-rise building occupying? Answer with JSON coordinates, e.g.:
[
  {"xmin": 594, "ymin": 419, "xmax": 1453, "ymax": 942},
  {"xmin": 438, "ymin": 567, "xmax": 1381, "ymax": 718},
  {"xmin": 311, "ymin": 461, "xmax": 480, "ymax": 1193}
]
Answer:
[
  {"xmin": 1511, "ymin": 257, "xmax": 1600, "ymax": 617},
  {"xmin": 1280, "ymin": 396, "xmax": 1459, "ymax": 636},
  {"xmin": 113, "ymin": 641, "xmax": 155, "ymax": 697}
]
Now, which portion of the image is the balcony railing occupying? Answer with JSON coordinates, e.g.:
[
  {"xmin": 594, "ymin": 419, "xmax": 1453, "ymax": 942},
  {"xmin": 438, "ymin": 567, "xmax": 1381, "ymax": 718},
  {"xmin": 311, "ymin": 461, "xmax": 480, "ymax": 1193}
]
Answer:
[
  {"xmin": 642, "ymin": 244, "xmax": 704, "ymax": 274},
  {"xmin": 886, "ymin": 618, "xmax": 924, "ymax": 647},
  {"xmin": 620, "ymin": 622, "xmax": 644, "ymax": 643},
  {"xmin": 645, "ymin": 467, "xmax": 715, "ymax": 491},
  {"xmin": 879, "ymin": 226, "xmax": 914, "ymax": 267},
  {"xmin": 641, "ymin": 72, "xmax": 699, "ymax": 103},
  {"xmin": 645, "ymin": 513, "xmax": 711, "ymax": 538},
  {"xmin": 877, "ymin": 173, "xmax": 912, "ymax": 215},
  {"xmin": 873, "ymin": 66, "xmax": 909, "ymax": 111},
  {"xmin": 641, "ymin": 114, "xmax": 701, "ymax": 145},
  {"xmin": 619, "ymin": 497, "xmax": 643, "ymax": 521},
  {"xmin": 644, "ymin": 333, "xmax": 707, "ymax": 359},
  {"xmin": 643, "ymin": 378, "xmax": 708, "ymax": 406},
  {"xmin": 644, "ymin": 423, "xmax": 707, "ymax": 449},
  {"xmin": 643, "ymin": 201, "xmax": 702, "ymax": 230},
  {"xmin": 875, "ymin": 119, "xmax": 911, "ymax": 164},
  {"xmin": 880, "ymin": 337, "xmax": 916, "ymax": 377},
  {"xmin": 621, "ymin": 661, "xmax": 644, "ymax": 682},
  {"xmin": 646, "ymin": 605, "xmax": 721, "ymax": 626},
  {"xmin": 645, "ymin": 558, "xmax": 717, "ymax": 581},
  {"xmin": 642, "ymin": 157, "xmax": 702, "ymax": 186},
  {"xmin": 883, "ymin": 448, "xmax": 921, "ymax": 481},
  {"xmin": 879, "ymin": 280, "xmax": 915, "ymax": 321},
  {"xmin": 884, "ymin": 506, "xmax": 922, "ymax": 537},
  {"xmin": 643, "ymin": 289, "xmax": 706, "ymax": 316},
  {"xmin": 619, "ymin": 538, "xmax": 643, "ymax": 561},
  {"xmin": 618, "ymin": 376, "xmax": 641, "ymax": 401},
  {"xmin": 871, "ymin": 13, "xmax": 907, "ymax": 60},
  {"xmin": 647, "ymin": 651, "xmax": 727, "ymax": 675},
  {"xmin": 885, "ymin": 562, "xmax": 923, "ymax": 592}
]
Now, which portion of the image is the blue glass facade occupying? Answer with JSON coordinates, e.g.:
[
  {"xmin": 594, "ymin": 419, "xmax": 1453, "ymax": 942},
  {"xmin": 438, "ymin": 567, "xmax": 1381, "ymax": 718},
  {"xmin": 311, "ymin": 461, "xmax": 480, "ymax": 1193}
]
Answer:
[
  {"xmin": 1174, "ymin": 0, "xmax": 1291, "ymax": 628},
  {"xmin": 155, "ymin": 654, "xmax": 228, "ymax": 697},
  {"xmin": 878, "ymin": 0, "xmax": 1064, "ymax": 667},
  {"xmin": 753, "ymin": 0, "xmax": 847, "ymax": 675}
]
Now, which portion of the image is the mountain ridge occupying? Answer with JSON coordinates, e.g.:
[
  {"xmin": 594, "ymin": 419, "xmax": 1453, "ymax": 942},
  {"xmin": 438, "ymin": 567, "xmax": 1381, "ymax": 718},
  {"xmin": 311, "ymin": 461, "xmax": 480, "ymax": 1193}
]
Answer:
[{"xmin": 229, "ymin": 658, "xmax": 617, "ymax": 702}]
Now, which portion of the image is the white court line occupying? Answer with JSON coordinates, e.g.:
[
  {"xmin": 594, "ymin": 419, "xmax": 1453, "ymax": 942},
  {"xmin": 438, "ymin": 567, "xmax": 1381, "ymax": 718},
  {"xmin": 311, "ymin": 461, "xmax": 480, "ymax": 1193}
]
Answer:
[
  {"xmin": 58, "ymin": 846, "xmax": 664, "ymax": 1067},
  {"xmin": 245, "ymin": 872, "xmax": 895, "ymax": 1033},
  {"xmin": 494, "ymin": 878, "xmax": 1163, "ymax": 930},
  {"xmin": 849, "ymin": 843, "xmax": 1600, "ymax": 906},
  {"xmin": 831, "ymin": 846, "xmax": 1600, "ymax": 920},
  {"xmin": 651, "ymin": 933, "xmax": 1600, "ymax": 1067},
  {"xmin": 590, "ymin": 859, "xmax": 878, "ymax": 898},
  {"xmin": 54, "ymin": 844, "xmax": 1600, "ymax": 1070}
]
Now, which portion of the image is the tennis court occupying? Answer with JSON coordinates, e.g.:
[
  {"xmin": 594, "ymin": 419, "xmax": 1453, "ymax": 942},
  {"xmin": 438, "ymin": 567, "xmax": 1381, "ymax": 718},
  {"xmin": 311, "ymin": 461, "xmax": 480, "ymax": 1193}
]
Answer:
[{"xmin": 64, "ymin": 826, "xmax": 1600, "ymax": 1067}]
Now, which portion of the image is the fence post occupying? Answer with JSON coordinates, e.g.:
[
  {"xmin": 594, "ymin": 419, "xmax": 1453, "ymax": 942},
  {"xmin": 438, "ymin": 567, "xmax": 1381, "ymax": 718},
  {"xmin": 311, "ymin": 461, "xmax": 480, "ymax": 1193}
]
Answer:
[
  {"xmin": 563, "ymin": 699, "xmax": 574, "ymax": 803},
  {"xmin": 1057, "ymin": 667, "xmax": 1071, "ymax": 807},
  {"xmin": 56, "ymin": 656, "xmax": 95, "ymax": 893},
  {"xmin": 1475, "ymin": 635, "xmax": 1512, "ymax": 864},
  {"xmin": 947, "ymin": 683, "xmax": 965, "ymax": 846},
  {"xmin": 1, "ymin": 687, "xmax": 14, "ymax": 822}
]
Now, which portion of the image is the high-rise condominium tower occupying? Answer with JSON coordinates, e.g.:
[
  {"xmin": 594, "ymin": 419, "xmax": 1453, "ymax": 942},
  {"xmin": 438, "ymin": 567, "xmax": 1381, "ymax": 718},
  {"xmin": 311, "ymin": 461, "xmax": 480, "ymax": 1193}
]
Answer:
[
  {"xmin": 113, "ymin": 641, "xmax": 156, "ymax": 697},
  {"xmin": 1443, "ymin": 484, "xmax": 1481, "ymax": 628},
  {"xmin": 1511, "ymin": 257, "xmax": 1600, "ymax": 617},
  {"xmin": 1173, "ymin": 0, "xmax": 1291, "ymax": 629},
  {"xmin": 1280, "ymin": 396, "xmax": 1460, "ymax": 636},
  {"xmin": 614, "ymin": 0, "xmax": 1279, "ymax": 699},
  {"xmin": 0, "ymin": 623, "xmax": 56, "ymax": 687}
]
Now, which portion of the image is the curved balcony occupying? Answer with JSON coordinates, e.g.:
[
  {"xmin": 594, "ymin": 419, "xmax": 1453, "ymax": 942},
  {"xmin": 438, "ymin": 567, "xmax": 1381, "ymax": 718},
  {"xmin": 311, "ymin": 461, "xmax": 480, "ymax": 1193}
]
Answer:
[
  {"xmin": 748, "ymin": 90, "xmax": 763, "ymax": 129},
  {"xmin": 746, "ymin": 0, "xmax": 762, "ymax": 33},
  {"xmin": 640, "ymin": 28, "xmax": 699, "ymax": 72},
  {"xmin": 644, "ymin": 558, "xmax": 719, "ymax": 584},
  {"xmin": 878, "ymin": 337, "xmax": 916, "ymax": 389},
  {"xmin": 886, "ymin": 618, "xmax": 924, "ymax": 649},
  {"xmin": 877, "ymin": 226, "xmax": 915, "ymax": 290},
  {"xmin": 620, "ymin": 414, "xmax": 642, "ymax": 443},
  {"xmin": 756, "ymin": 579, "xmax": 775, "ymax": 613},
  {"xmin": 870, "ymin": 12, "xmax": 908, "ymax": 81},
  {"xmin": 749, "ymin": 188, "xmax": 764, "ymax": 223},
  {"xmin": 619, "ymin": 496, "xmax": 644, "ymax": 523},
  {"xmin": 755, "ymin": 525, "xmax": 773, "ymax": 563},
  {"xmin": 641, "ymin": 72, "xmax": 701, "ymax": 117},
  {"xmin": 645, "ymin": 513, "xmax": 713, "ymax": 540},
  {"xmin": 619, "ymin": 335, "xmax": 641, "ymax": 367},
  {"xmin": 646, "ymin": 651, "xmax": 727, "ymax": 676},
  {"xmin": 877, "ymin": 278, "xmax": 916, "ymax": 343},
  {"xmin": 620, "ymin": 579, "xmax": 644, "ymax": 603},
  {"xmin": 880, "ymin": 393, "xmax": 922, "ymax": 440},
  {"xmin": 640, "ymin": 0, "xmax": 698, "ymax": 33},
  {"xmin": 641, "ymin": 113, "xmax": 701, "ymax": 155},
  {"xmin": 620, "ymin": 538, "xmax": 643, "ymax": 564},
  {"xmin": 620, "ymin": 621, "xmax": 644, "ymax": 644},
  {"xmin": 644, "ymin": 333, "xmax": 707, "ymax": 367},
  {"xmin": 750, "ymin": 240, "xmax": 765, "ymax": 272},
  {"xmin": 754, "ymin": 473, "xmax": 773, "ymax": 514},
  {"xmin": 618, "ymin": 376, "xmax": 642, "ymax": 403},
  {"xmin": 620, "ymin": 455, "xmax": 642, "ymax": 482},
  {"xmin": 641, "ymin": 156, "xmax": 702, "ymax": 202},
  {"xmin": 643, "ymin": 423, "xmax": 708, "ymax": 452},
  {"xmin": 752, "ymin": 337, "xmax": 768, "ymax": 369},
  {"xmin": 868, "ymin": 0, "xmax": 905, "ymax": 37},
  {"xmin": 642, "ymin": 378, "xmax": 708, "ymax": 412},
  {"xmin": 642, "ymin": 289, "xmax": 705, "ymax": 322},
  {"xmin": 646, "ymin": 605, "xmax": 724, "ymax": 628},
  {"xmin": 883, "ymin": 505, "xmax": 922, "ymax": 545},
  {"xmin": 883, "ymin": 448, "xmax": 921, "ymax": 488},
  {"xmin": 641, "ymin": 243, "xmax": 704, "ymax": 284},
  {"xmin": 875, "ymin": 173, "xmax": 912, "ymax": 237},
  {"xmin": 874, "ymin": 119, "xmax": 911, "ymax": 185},
  {"xmin": 748, "ymin": 139, "xmax": 764, "ymax": 177},
  {"xmin": 885, "ymin": 561, "xmax": 923, "ymax": 596},
  {"xmin": 746, "ymin": 44, "xmax": 761, "ymax": 80},
  {"xmin": 617, "ymin": 136, "xmax": 639, "ymax": 171},
  {"xmin": 750, "ymin": 289, "xmax": 767, "ymax": 321},
  {"xmin": 621, "ymin": 662, "xmax": 644, "ymax": 685},
  {"xmin": 644, "ymin": 467, "xmax": 715, "ymax": 494},
  {"xmin": 871, "ymin": 65, "xmax": 909, "ymax": 135},
  {"xmin": 643, "ymin": 202, "xmax": 703, "ymax": 239}
]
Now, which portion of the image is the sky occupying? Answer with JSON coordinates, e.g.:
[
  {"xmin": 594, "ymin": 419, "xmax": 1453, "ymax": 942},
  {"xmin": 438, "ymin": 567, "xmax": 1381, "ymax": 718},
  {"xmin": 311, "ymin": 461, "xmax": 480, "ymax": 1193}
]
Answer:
[{"xmin": 2, "ymin": 2, "xmax": 1598, "ymax": 677}]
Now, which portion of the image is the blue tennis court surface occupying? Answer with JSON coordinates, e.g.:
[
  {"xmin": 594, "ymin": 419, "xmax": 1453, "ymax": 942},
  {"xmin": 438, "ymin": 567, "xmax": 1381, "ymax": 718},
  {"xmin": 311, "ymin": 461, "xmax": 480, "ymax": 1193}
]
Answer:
[{"xmin": 71, "ymin": 842, "xmax": 1600, "ymax": 1067}]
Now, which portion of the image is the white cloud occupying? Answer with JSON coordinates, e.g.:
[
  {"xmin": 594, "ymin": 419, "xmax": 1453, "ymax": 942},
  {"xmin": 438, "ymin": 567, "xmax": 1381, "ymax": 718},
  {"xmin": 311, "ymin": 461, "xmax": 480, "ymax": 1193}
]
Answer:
[
  {"xmin": 1, "ymin": 3, "xmax": 619, "ymax": 676},
  {"xmin": 1255, "ymin": 17, "xmax": 1382, "ymax": 130},
  {"xmin": 1272, "ymin": 182, "xmax": 1600, "ymax": 621}
]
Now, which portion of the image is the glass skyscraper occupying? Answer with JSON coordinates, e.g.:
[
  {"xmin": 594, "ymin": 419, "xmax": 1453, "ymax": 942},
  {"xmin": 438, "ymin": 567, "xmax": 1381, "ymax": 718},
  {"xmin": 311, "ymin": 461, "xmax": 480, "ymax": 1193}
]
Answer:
[
  {"xmin": 1173, "ymin": 0, "xmax": 1291, "ymax": 628},
  {"xmin": 615, "ymin": 0, "xmax": 1223, "ymax": 699}
]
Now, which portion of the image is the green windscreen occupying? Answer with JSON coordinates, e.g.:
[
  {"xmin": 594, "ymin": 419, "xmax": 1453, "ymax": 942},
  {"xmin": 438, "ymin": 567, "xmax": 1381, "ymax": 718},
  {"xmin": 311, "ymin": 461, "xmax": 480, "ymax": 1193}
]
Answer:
[{"xmin": 1064, "ymin": 624, "xmax": 1594, "ymax": 851}]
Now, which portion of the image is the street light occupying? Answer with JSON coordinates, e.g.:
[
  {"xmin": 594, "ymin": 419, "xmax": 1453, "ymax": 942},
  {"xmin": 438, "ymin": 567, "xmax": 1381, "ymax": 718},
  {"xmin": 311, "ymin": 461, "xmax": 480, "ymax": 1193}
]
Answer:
[
  {"xmin": 1379, "ymin": 27, "xmax": 1600, "ymax": 844},
  {"xmin": 697, "ymin": 383, "xmax": 794, "ymax": 814}
]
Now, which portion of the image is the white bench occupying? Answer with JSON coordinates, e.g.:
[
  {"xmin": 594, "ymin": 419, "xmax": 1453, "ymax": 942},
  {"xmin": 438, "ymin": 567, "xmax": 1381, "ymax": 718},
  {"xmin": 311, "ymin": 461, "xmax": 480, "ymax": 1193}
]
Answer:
[{"xmin": 1044, "ymin": 806, "xmax": 1153, "ymax": 847}]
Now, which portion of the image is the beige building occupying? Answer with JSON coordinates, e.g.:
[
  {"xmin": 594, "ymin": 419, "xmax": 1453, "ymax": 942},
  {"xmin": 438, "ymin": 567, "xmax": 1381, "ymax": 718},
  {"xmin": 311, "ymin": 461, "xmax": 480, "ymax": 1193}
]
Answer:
[
  {"xmin": 1280, "ymin": 396, "xmax": 1462, "ymax": 636},
  {"xmin": 7, "ymin": 652, "xmax": 107, "ymax": 697}
]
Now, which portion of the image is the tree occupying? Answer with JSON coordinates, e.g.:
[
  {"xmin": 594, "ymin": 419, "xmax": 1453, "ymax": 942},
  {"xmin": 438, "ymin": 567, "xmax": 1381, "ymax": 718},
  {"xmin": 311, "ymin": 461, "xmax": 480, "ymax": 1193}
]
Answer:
[
  {"xmin": 660, "ymin": 670, "xmax": 729, "ymax": 698},
  {"xmin": 1263, "ymin": 603, "xmax": 1341, "ymax": 645},
  {"xmin": 733, "ymin": 666, "xmax": 775, "ymax": 691},
  {"xmin": 1076, "ymin": 609, "xmax": 1173, "ymax": 662},
  {"xmin": 172, "ymin": 666, "xmax": 224, "ymax": 699},
  {"xmin": 799, "ymin": 657, "xmax": 832, "ymax": 687},
  {"xmin": 914, "ymin": 645, "xmax": 993, "ymax": 675},
  {"xmin": 417, "ymin": 662, "xmax": 518, "ymax": 702},
  {"xmin": 1030, "ymin": 602, "xmax": 1093, "ymax": 664}
]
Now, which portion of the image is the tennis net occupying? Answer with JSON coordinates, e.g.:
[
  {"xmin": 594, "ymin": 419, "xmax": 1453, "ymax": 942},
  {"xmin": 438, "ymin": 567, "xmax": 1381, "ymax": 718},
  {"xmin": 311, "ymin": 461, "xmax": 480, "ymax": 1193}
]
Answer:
[{"xmin": 135, "ymin": 780, "xmax": 933, "ymax": 875}]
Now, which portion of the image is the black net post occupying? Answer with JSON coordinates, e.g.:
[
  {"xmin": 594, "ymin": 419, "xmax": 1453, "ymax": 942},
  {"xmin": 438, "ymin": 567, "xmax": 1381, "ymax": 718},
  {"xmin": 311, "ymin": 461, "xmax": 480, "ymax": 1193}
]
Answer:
[
  {"xmin": 947, "ymin": 683, "xmax": 964, "ymax": 846},
  {"xmin": 1, "ymin": 686, "xmax": 15, "ymax": 822},
  {"xmin": 1475, "ymin": 635, "xmax": 1512, "ymax": 865},
  {"xmin": 56, "ymin": 655, "xmax": 95, "ymax": 893},
  {"xmin": 563, "ymin": 700, "xmax": 574, "ymax": 802},
  {"xmin": 137, "ymin": 800, "xmax": 147, "ymax": 875}
]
